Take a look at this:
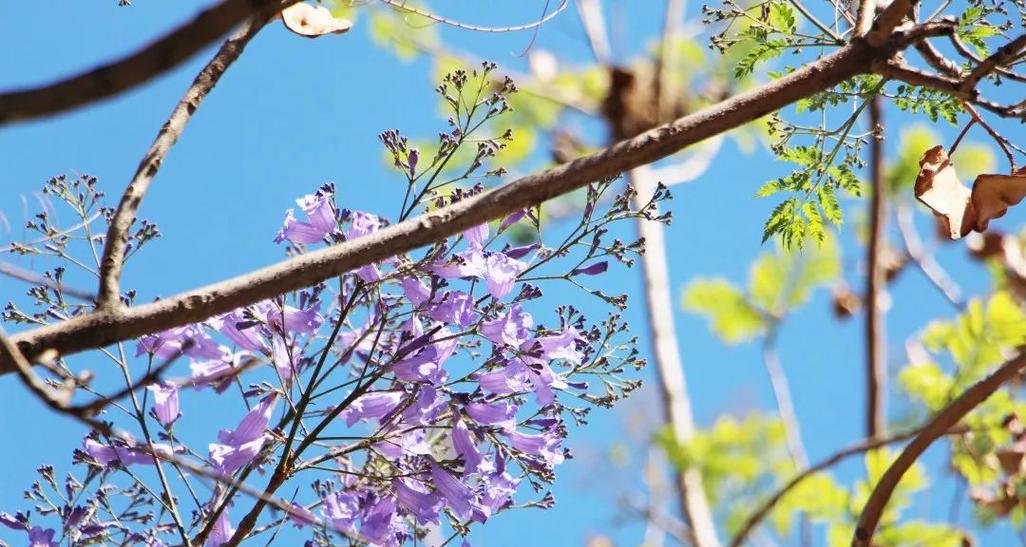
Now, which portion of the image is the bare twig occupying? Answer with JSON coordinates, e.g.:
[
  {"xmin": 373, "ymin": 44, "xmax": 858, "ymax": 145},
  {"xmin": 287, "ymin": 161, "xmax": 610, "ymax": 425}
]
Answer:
[
  {"xmin": 0, "ymin": 261, "xmax": 96, "ymax": 301},
  {"xmin": 865, "ymin": 98, "xmax": 886, "ymax": 439},
  {"xmin": 380, "ymin": 0, "xmax": 570, "ymax": 32},
  {"xmin": 852, "ymin": 351, "xmax": 1026, "ymax": 545},
  {"xmin": 763, "ymin": 331, "xmax": 808, "ymax": 468},
  {"xmin": 0, "ymin": 0, "xmax": 295, "ymax": 124},
  {"xmin": 895, "ymin": 206, "xmax": 963, "ymax": 308},
  {"xmin": 630, "ymin": 166, "xmax": 720, "ymax": 547},
  {"xmin": 961, "ymin": 101, "xmax": 1017, "ymax": 171},
  {"xmin": 96, "ymin": 14, "xmax": 276, "ymax": 309},
  {"xmin": 655, "ymin": 0, "xmax": 687, "ymax": 120}
]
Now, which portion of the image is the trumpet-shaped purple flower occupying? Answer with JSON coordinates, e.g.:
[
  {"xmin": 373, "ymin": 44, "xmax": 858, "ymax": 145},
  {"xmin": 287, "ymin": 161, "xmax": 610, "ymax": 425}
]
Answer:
[
  {"xmin": 83, "ymin": 438, "xmax": 174, "ymax": 467},
  {"xmin": 464, "ymin": 223, "xmax": 489, "ymax": 248},
  {"xmin": 400, "ymin": 277, "xmax": 432, "ymax": 307},
  {"xmin": 322, "ymin": 488, "xmax": 359, "ymax": 535},
  {"xmin": 208, "ymin": 394, "xmax": 277, "ymax": 475},
  {"xmin": 206, "ymin": 511, "xmax": 235, "ymax": 547},
  {"xmin": 359, "ymin": 495, "xmax": 404, "ymax": 547},
  {"xmin": 430, "ymin": 462, "xmax": 476, "ymax": 519},
  {"xmin": 342, "ymin": 391, "xmax": 403, "ymax": 426},
  {"xmin": 190, "ymin": 351, "xmax": 248, "ymax": 392},
  {"xmin": 394, "ymin": 479, "xmax": 443, "ymax": 524},
  {"xmin": 208, "ymin": 310, "xmax": 266, "ymax": 352},
  {"xmin": 503, "ymin": 427, "xmax": 565, "ymax": 468},
  {"xmin": 147, "ymin": 382, "xmax": 180, "ymax": 426},
  {"xmin": 483, "ymin": 252, "xmax": 525, "ymax": 298},
  {"xmin": 426, "ymin": 291, "xmax": 478, "ymax": 327},
  {"xmin": 451, "ymin": 419, "xmax": 484, "ymax": 474},
  {"xmin": 27, "ymin": 526, "xmax": 57, "ymax": 547},
  {"xmin": 481, "ymin": 304, "xmax": 533, "ymax": 347},
  {"xmin": 136, "ymin": 324, "xmax": 224, "ymax": 360},
  {"xmin": 274, "ymin": 187, "xmax": 337, "ymax": 245},
  {"xmin": 572, "ymin": 261, "xmax": 609, "ymax": 276},
  {"xmin": 465, "ymin": 401, "xmax": 518, "ymax": 429}
]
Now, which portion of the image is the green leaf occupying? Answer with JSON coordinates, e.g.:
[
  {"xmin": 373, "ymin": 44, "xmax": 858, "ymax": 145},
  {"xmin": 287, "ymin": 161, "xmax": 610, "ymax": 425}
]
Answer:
[{"xmin": 682, "ymin": 279, "xmax": 767, "ymax": 343}]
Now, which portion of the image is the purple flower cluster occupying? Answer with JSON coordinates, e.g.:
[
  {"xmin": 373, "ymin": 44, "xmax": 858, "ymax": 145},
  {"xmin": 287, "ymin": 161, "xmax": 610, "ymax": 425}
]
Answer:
[{"xmin": 3, "ymin": 178, "xmax": 648, "ymax": 546}]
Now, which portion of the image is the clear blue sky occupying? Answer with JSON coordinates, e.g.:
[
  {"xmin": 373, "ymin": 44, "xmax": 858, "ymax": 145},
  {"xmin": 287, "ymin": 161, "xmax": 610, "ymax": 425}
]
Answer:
[{"xmin": 1, "ymin": 1, "xmax": 1019, "ymax": 545}]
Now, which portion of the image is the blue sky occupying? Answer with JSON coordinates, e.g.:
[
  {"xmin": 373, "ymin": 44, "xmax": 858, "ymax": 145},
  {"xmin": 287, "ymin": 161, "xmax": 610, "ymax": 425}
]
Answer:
[{"xmin": 2, "ymin": 1, "xmax": 1022, "ymax": 545}]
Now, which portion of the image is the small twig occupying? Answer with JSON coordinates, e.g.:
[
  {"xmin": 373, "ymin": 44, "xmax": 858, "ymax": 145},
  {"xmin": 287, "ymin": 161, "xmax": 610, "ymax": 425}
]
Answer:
[
  {"xmin": 380, "ymin": 0, "xmax": 569, "ymax": 32},
  {"xmin": 0, "ymin": 261, "xmax": 96, "ymax": 301},
  {"xmin": 96, "ymin": 14, "xmax": 275, "ymax": 309},
  {"xmin": 961, "ymin": 101, "xmax": 1017, "ymax": 171},
  {"xmin": 947, "ymin": 119, "xmax": 976, "ymax": 156},
  {"xmin": 730, "ymin": 424, "xmax": 967, "ymax": 547},
  {"xmin": 895, "ymin": 206, "xmax": 963, "ymax": 308},
  {"xmin": 949, "ymin": 34, "xmax": 1026, "ymax": 83},
  {"xmin": 959, "ymin": 34, "xmax": 1026, "ymax": 92},
  {"xmin": 852, "ymin": 351, "xmax": 1026, "ymax": 545},
  {"xmin": 0, "ymin": 0, "xmax": 295, "ymax": 124}
]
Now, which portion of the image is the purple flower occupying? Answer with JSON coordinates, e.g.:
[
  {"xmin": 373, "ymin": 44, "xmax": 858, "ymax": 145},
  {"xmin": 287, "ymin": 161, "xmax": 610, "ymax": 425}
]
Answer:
[
  {"xmin": 483, "ymin": 252, "xmax": 526, "ymax": 299},
  {"xmin": 572, "ymin": 261, "xmax": 608, "ymax": 276},
  {"xmin": 503, "ymin": 243, "xmax": 539, "ymax": 260},
  {"xmin": 451, "ymin": 419, "xmax": 484, "ymax": 474},
  {"xmin": 322, "ymin": 488, "xmax": 359, "ymax": 535},
  {"xmin": 531, "ymin": 327, "xmax": 584, "ymax": 364},
  {"xmin": 481, "ymin": 304, "xmax": 533, "ymax": 347},
  {"xmin": 136, "ymin": 325, "xmax": 224, "ymax": 360},
  {"xmin": 189, "ymin": 352, "xmax": 247, "ymax": 392},
  {"xmin": 427, "ymin": 291, "xmax": 479, "ymax": 327},
  {"xmin": 206, "ymin": 511, "xmax": 235, "ymax": 547},
  {"xmin": 274, "ymin": 188, "xmax": 337, "ymax": 245},
  {"xmin": 479, "ymin": 453, "xmax": 519, "ymax": 517},
  {"xmin": 504, "ymin": 428, "xmax": 565, "ymax": 468},
  {"xmin": 209, "ymin": 310, "xmax": 266, "ymax": 351},
  {"xmin": 342, "ymin": 391, "xmax": 403, "ymax": 426},
  {"xmin": 401, "ymin": 277, "xmax": 432, "ymax": 307},
  {"xmin": 478, "ymin": 363, "xmax": 533, "ymax": 398},
  {"xmin": 147, "ymin": 382, "xmax": 180, "ymax": 426},
  {"xmin": 287, "ymin": 504, "xmax": 317, "ymax": 528},
  {"xmin": 83, "ymin": 438, "xmax": 173, "ymax": 467},
  {"xmin": 254, "ymin": 300, "xmax": 323, "ymax": 335},
  {"xmin": 297, "ymin": 188, "xmax": 337, "ymax": 234},
  {"xmin": 208, "ymin": 394, "xmax": 277, "ymax": 475},
  {"xmin": 346, "ymin": 211, "xmax": 384, "ymax": 240},
  {"xmin": 465, "ymin": 401, "xmax": 518, "ymax": 429},
  {"xmin": 432, "ymin": 250, "xmax": 487, "ymax": 279},
  {"xmin": 27, "ymin": 526, "xmax": 57, "ymax": 547},
  {"xmin": 500, "ymin": 209, "xmax": 527, "ymax": 230},
  {"xmin": 394, "ymin": 479, "xmax": 443, "ymax": 524},
  {"xmin": 407, "ymin": 148, "xmax": 419, "ymax": 177},
  {"xmin": 430, "ymin": 462, "xmax": 476, "ymax": 518},
  {"xmin": 270, "ymin": 336, "xmax": 301, "ymax": 381},
  {"xmin": 359, "ymin": 495, "xmax": 403, "ymax": 546},
  {"xmin": 464, "ymin": 223, "xmax": 489, "ymax": 248},
  {"xmin": 0, "ymin": 512, "xmax": 27, "ymax": 531}
]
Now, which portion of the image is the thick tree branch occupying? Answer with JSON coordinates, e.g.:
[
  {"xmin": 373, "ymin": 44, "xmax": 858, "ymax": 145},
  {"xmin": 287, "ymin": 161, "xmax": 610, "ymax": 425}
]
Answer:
[
  {"xmin": 865, "ymin": 99, "xmax": 886, "ymax": 439},
  {"xmin": 5, "ymin": 36, "xmax": 917, "ymax": 374},
  {"xmin": 949, "ymin": 34, "xmax": 1026, "ymax": 83},
  {"xmin": 852, "ymin": 351, "xmax": 1026, "ymax": 546},
  {"xmin": 96, "ymin": 14, "xmax": 276, "ymax": 310},
  {"xmin": 0, "ymin": 0, "xmax": 295, "ymax": 124},
  {"xmin": 959, "ymin": 34, "xmax": 1026, "ymax": 93}
]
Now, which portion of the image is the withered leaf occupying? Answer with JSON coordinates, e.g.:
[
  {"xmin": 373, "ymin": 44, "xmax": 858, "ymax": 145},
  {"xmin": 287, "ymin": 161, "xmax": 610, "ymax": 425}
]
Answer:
[
  {"xmin": 970, "ymin": 166, "xmax": 1026, "ymax": 233},
  {"xmin": 915, "ymin": 146, "xmax": 1026, "ymax": 240},
  {"xmin": 281, "ymin": 3, "xmax": 352, "ymax": 38},
  {"xmin": 915, "ymin": 145, "xmax": 971, "ymax": 239}
]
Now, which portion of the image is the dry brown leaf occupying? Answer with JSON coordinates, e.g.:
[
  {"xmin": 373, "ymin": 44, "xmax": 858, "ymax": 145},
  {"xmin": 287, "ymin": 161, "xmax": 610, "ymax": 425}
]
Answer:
[
  {"xmin": 831, "ymin": 284, "xmax": 861, "ymax": 319},
  {"xmin": 281, "ymin": 3, "xmax": 352, "ymax": 38},
  {"xmin": 914, "ymin": 145, "xmax": 972, "ymax": 240},
  {"xmin": 969, "ymin": 167, "xmax": 1026, "ymax": 232}
]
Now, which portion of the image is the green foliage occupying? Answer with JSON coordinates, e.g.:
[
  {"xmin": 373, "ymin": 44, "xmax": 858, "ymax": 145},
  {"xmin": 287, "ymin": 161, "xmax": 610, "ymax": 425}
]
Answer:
[
  {"xmin": 958, "ymin": 6, "xmax": 1001, "ymax": 56},
  {"xmin": 683, "ymin": 233, "xmax": 838, "ymax": 343},
  {"xmin": 892, "ymin": 84, "xmax": 963, "ymax": 126}
]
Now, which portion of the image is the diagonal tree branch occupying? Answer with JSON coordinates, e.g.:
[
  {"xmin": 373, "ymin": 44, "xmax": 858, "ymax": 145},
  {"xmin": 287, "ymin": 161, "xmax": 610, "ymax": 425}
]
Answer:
[
  {"xmin": 3, "ymin": 30, "xmax": 930, "ymax": 374},
  {"xmin": 96, "ymin": 13, "xmax": 279, "ymax": 310},
  {"xmin": 0, "ymin": 0, "xmax": 296, "ymax": 125},
  {"xmin": 852, "ymin": 351, "xmax": 1026, "ymax": 546}
]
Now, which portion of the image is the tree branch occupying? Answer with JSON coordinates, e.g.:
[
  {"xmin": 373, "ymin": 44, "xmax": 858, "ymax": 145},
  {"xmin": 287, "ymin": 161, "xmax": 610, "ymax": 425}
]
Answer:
[
  {"xmin": 5, "ymin": 36, "xmax": 915, "ymax": 374},
  {"xmin": 959, "ymin": 34, "xmax": 1026, "ymax": 93},
  {"xmin": 96, "ymin": 13, "xmax": 277, "ymax": 310},
  {"xmin": 630, "ymin": 166, "xmax": 721, "ymax": 547},
  {"xmin": 865, "ymin": 98, "xmax": 887, "ymax": 439},
  {"xmin": 852, "ymin": 351, "xmax": 1026, "ymax": 546},
  {"xmin": 895, "ymin": 206, "xmax": 963, "ymax": 308},
  {"xmin": 730, "ymin": 424, "xmax": 967, "ymax": 547},
  {"xmin": 0, "ymin": 0, "xmax": 296, "ymax": 125}
]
